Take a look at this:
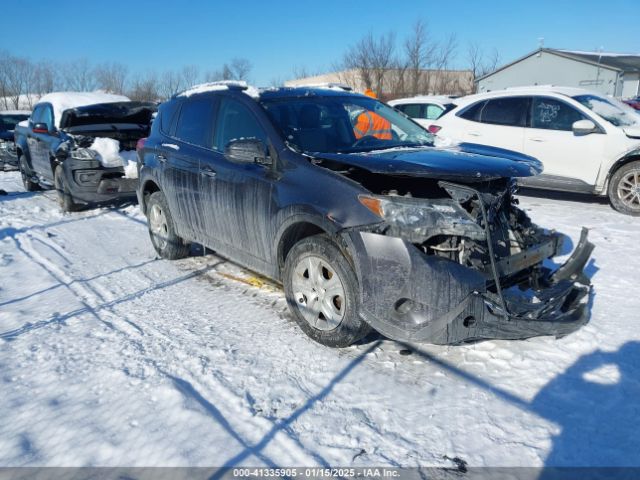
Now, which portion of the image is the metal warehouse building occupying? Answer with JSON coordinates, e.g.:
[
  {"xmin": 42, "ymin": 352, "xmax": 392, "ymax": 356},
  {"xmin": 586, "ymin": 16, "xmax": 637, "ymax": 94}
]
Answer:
[{"xmin": 477, "ymin": 48, "xmax": 640, "ymax": 98}]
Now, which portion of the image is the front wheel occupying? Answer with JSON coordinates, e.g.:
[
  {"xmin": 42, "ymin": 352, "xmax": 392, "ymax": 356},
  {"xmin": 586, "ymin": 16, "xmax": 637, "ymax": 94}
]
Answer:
[
  {"xmin": 146, "ymin": 191, "xmax": 190, "ymax": 259},
  {"xmin": 283, "ymin": 235, "xmax": 370, "ymax": 347},
  {"xmin": 54, "ymin": 165, "xmax": 79, "ymax": 212},
  {"xmin": 608, "ymin": 161, "xmax": 640, "ymax": 216}
]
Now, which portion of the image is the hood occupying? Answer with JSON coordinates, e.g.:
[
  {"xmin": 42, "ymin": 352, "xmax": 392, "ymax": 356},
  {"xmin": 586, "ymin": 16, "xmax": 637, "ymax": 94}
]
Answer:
[
  {"xmin": 313, "ymin": 143, "xmax": 543, "ymax": 181},
  {"xmin": 60, "ymin": 101, "xmax": 157, "ymax": 131},
  {"xmin": 623, "ymin": 126, "xmax": 640, "ymax": 139},
  {"xmin": 0, "ymin": 131, "xmax": 14, "ymax": 141}
]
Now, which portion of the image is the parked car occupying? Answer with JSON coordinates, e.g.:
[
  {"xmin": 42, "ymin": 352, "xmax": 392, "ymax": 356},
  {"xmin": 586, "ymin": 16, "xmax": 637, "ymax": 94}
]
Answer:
[
  {"xmin": 428, "ymin": 86, "xmax": 640, "ymax": 216},
  {"xmin": 388, "ymin": 95, "xmax": 458, "ymax": 128},
  {"xmin": 137, "ymin": 83, "xmax": 593, "ymax": 347},
  {"xmin": 14, "ymin": 92, "xmax": 156, "ymax": 211},
  {"xmin": 0, "ymin": 110, "xmax": 30, "ymax": 170},
  {"xmin": 623, "ymin": 96, "xmax": 640, "ymax": 111}
]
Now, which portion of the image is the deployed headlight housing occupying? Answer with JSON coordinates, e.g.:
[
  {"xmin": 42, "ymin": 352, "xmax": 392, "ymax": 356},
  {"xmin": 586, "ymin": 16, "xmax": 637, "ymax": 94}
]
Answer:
[
  {"xmin": 359, "ymin": 194, "xmax": 485, "ymax": 242},
  {"xmin": 70, "ymin": 147, "xmax": 97, "ymax": 160}
]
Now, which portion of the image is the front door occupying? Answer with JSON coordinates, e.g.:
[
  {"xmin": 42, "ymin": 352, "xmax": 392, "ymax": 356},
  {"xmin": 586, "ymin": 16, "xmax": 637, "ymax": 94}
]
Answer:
[
  {"xmin": 202, "ymin": 96, "xmax": 275, "ymax": 263},
  {"xmin": 523, "ymin": 96, "xmax": 606, "ymax": 189}
]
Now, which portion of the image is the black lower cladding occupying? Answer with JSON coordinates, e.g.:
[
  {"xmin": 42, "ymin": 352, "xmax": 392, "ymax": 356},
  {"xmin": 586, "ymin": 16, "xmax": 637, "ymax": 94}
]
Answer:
[
  {"xmin": 345, "ymin": 227, "xmax": 594, "ymax": 344},
  {"xmin": 63, "ymin": 157, "xmax": 137, "ymax": 204}
]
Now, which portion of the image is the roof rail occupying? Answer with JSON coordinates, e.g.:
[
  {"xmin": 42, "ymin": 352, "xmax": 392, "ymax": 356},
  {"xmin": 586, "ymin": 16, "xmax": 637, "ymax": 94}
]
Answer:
[
  {"xmin": 291, "ymin": 82, "xmax": 353, "ymax": 91},
  {"xmin": 175, "ymin": 80, "xmax": 251, "ymax": 98}
]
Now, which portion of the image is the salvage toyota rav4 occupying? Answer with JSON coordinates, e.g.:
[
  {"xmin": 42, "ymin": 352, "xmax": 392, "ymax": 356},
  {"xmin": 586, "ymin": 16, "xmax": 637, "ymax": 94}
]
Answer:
[{"xmin": 137, "ymin": 83, "xmax": 594, "ymax": 347}]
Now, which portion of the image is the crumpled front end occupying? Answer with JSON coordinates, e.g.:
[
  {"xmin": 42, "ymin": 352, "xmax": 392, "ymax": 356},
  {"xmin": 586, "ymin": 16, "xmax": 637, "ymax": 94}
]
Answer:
[{"xmin": 343, "ymin": 180, "xmax": 594, "ymax": 344}]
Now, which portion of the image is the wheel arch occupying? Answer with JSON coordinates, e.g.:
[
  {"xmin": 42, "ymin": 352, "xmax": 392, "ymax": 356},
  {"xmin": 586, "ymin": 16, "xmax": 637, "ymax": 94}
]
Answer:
[
  {"xmin": 140, "ymin": 179, "xmax": 161, "ymax": 214},
  {"xmin": 275, "ymin": 216, "xmax": 336, "ymax": 277},
  {"xmin": 605, "ymin": 150, "xmax": 640, "ymax": 190}
]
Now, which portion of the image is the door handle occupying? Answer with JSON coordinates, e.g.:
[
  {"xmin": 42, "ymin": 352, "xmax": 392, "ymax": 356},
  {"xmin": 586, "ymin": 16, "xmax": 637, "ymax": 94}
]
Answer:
[
  {"xmin": 161, "ymin": 143, "xmax": 180, "ymax": 151},
  {"xmin": 201, "ymin": 166, "xmax": 216, "ymax": 177},
  {"xmin": 468, "ymin": 132, "xmax": 481, "ymax": 137},
  {"xmin": 529, "ymin": 138, "xmax": 545, "ymax": 142}
]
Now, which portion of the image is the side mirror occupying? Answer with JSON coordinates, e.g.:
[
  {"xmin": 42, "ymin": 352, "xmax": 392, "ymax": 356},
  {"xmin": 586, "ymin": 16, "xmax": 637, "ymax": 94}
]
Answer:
[
  {"xmin": 572, "ymin": 119, "xmax": 597, "ymax": 135},
  {"xmin": 224, "ymin": 138, "xmax": 271, "ymax": 166},
  {"xmin": 32, "ymin": 122, "xmax": 50, "ymax": 134}
]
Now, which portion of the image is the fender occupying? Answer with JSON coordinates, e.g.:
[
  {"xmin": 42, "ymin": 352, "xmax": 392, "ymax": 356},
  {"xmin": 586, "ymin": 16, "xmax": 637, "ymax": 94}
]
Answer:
[{"xmin": 602, "ymin": 146, "xmax": 640, "ymax": 193}]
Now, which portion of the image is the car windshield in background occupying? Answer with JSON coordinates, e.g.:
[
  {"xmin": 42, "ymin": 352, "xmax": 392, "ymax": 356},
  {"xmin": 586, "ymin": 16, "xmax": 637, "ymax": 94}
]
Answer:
[
  {"xmin": 261, "ymin": 95, "xmax": 433, "ymax": 154},
  {"xmin": 0, "ymin": 114, "xmax": 29, "ymax": 132},
  {"xmin": 573, "ymin": 94, "xmax": 640, "ymax": 127}
]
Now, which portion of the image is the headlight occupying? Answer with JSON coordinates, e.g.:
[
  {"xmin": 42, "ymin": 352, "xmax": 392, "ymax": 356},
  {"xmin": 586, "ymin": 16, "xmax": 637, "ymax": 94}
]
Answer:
[
  {"xmin": 359, "ymin": 194, "xmax": 485, "ymax": 240},
  {"xmin": 70, "ymin": 148, "xmax": 97, "ymax": 160},
  {"xmin": 0, "ymin": 141, "xmax": 7, "ymax": 150}
]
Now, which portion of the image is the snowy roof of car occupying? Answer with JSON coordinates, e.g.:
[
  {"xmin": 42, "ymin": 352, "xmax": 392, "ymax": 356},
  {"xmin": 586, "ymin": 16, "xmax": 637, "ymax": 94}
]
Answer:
[
  {"xmin": 176, "ymin": 81, "xmax": 261, "ymax": 99},
  {"xmin": 37, "ymin": 91, "xmax": 131, "ymax": 128},
  {"xmin": 259, "ymin": 86, "xmax": 365, "ymax": 100},
  {"xmin": 388, "ymin": 95, "xmax": 458, "ymax": 106},
  {"xmin": 454, "ymin": 86, "xmax": 601, "ymax": 107},
  {"xmin": 0, "ymin": 110, "xmax": 31, "ymax": 115}
]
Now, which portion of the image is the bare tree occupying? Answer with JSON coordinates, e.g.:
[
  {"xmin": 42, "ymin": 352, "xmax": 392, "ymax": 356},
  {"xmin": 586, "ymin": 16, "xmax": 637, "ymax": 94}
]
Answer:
[
  {"xmin": 466, "ymin": 42, "xmax": 501, "ymax": 93},
  {"xmin": 181, "ymin": 65, "xmax": 200, "ymax": 89},
  {"xmin": 128, "ymin": 71, "xmax": 159, "ymax": 102},
  {"xmin": 4, "ymin": 56, "xmax": 32, "ymax": 108},
  {"xmin": 339, "ymin": 31, "xmax": 396, "ymax": 95},
  {"xmin": 433, "ymin": 34, "xmax": 458, "ymax": 94},
  {"xmin": 158, "ymin": 70, "xmax": 183, "ymax": 99},
  {"xmin": 94, "ymin": 62, "xmax": 128, "ymax": 94},
  {"xmin": 62, "ymin": 58, "xmax": 96, "ymax": 91},
  {"xmin": 404, "ymin": 20, "xmax": 438, "ymax": 95},
  {"xmin": 229, "ymin": 58, "xmax": 252, "ymax": 81}
]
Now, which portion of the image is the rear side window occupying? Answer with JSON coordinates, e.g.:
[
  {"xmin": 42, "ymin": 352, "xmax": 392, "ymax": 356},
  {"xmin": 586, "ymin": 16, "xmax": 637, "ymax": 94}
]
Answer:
[
  {"xmin": 424, "ymin": 104, "xmax": 444, "ymax": 120},
  {"xmin": 159, "ymin": 101, "xmax": 180, "ymax": 135},
  {"xmin": 174, "ymin": 98, "xmax": 214, "ymax": 147},
  {"xmin": 459, "ymin": 98, "xmax": 528, "ymax": 127},
  {"xmin": 398, "ymin": 104, "xmax": 422, "ymax": 118},
  {"xmin": 31, "ymin": 105, "xmax": 44, "ymax": 125},
  {"xmin": 531, "ymin": 97, "xmax": 587, "ymax": 131}
]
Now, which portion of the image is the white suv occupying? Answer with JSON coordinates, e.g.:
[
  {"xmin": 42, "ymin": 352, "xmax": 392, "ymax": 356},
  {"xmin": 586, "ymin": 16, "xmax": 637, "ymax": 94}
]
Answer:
[
  {"xmin": 430, "ymin": 86, "xmax": 640, "ymax": 215},
  {"xmin": 388, "ymin": 96, "xmax": 458, "ymax": 128}
]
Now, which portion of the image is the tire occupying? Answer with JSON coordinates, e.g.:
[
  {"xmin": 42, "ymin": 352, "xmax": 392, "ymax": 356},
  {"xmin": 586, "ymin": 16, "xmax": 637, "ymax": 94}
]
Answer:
[
  {"xmin": 146, "ymin": 191, "xmax": 190, "ymax": 259},
  {"xmin": 19, "ymin": 158, "xmax": 41, "ymax": 192},
  {"xmin": 283, "ymin": 234, "xmax": 370, "ymax": 347},
  {"xmin": 608, "ymin": 161, "xmax": 640, "ymax": 216},
  {"xmin": 54, "ymin": 165, "xmax": 80, "ymax": 212}
]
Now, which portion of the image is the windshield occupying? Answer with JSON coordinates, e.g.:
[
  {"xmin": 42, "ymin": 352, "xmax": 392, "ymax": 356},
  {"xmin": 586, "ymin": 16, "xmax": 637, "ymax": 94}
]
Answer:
[
  {"xmin": 573, "ymin": 94, "xmax": 640, "ymax": 127},
  {"xmin": 0, "ymin": 114, "xmax": 29, "ymax": 132},
  {"xmin": 261, "ymin": 95, "xmax": 433, "ymax": 153}
]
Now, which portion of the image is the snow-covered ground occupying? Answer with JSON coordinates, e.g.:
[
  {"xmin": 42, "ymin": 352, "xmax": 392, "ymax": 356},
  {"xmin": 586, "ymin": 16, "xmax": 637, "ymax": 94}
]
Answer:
[{"xmin": 0, "ymin": 171, "xmax": 639, "ymax": 468}]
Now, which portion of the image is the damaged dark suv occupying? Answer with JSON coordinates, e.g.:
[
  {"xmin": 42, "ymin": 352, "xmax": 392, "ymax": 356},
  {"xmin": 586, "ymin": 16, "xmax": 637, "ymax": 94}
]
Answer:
[{"xmin": 137, "ymin": 83, "xmax": 594, "ymax": 347}]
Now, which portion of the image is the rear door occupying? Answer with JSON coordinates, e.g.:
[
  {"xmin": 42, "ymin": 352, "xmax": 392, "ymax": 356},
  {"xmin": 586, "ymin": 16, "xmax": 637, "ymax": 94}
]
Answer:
[
  {"xmin": 456, "ymin": 97, "xmax": 529, "ymax": 152},
  {"xmin": 159, "ymin": 97, "xmax": 215, "ymax": 242},
  {"xmin": 522, "ymin": 96, "xmax": 606, "ymax": 189}
]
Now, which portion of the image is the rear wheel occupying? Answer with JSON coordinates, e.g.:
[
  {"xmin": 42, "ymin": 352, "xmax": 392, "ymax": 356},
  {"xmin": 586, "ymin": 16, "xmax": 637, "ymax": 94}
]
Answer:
[
  {"xmin": 19, "ymin": 158, "xmax": 40, "ymax": 192},
  {"xmin": 608, "ymin": 161, "xmax": 640, "ymax": 216},
  {"xmin": 54, "ymin": 165, "xmax": 79, "ymax": 212},
  {"xmin": 283, "ymin": 235, "xmax": 370, "ymax": 347},
  {"xmin": 146, "ymin": 191, "xmax": 190, "ymax": 259}
]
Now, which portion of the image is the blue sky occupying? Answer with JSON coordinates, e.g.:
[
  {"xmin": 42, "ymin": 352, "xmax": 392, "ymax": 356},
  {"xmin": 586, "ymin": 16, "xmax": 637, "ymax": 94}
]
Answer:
[{"xmin": 1, "ymin": 0, "xmax": 638, "ymax": 85}]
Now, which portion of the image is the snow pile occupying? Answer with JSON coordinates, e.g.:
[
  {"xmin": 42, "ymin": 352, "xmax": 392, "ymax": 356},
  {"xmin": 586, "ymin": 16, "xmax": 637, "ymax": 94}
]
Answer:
[
  {"xmin": 38, "ymin": 91, "xmax": 130, "ymax": 128},
  {"xmin": 179, "ymin": 81, "xmax": 250, "ymax": 98},
  {"xmin": 90, "ymin": 137, "xmax": 138, "ymax": 178},
  {"xmin": 17, "ymin": 120, "xmax": 28, "ymax": 128},
  {"xmin": 0, "ymin": 110, "xmax": 31, "ymax": 115}
]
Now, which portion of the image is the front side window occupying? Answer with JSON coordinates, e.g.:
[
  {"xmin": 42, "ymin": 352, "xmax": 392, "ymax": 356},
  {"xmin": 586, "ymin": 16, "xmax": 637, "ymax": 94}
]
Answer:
[
  {"xmin": 30, "ymin": 106, "xmax": 44, "ymax": 125},
  {"xmin": 174, "ymin": 98, "xmax": 214, "ymax": 147},
  {"xmin": 261, "ymin": 95, "xmax": 432, "ymax": 154},
  {"xmin": 214, "ymin": 98, "xmax": 266, "ymax": 152},
  {"xmin": 573, "ymin": 94, "xmax": 640, "ymax": 127},
  {"xmin": 41, "ymin": 105, "xmax": 54, "ymax": 130},
  {"xmin": 530, "ymin": 97, "xmax": 586, "ymax": 131}
]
